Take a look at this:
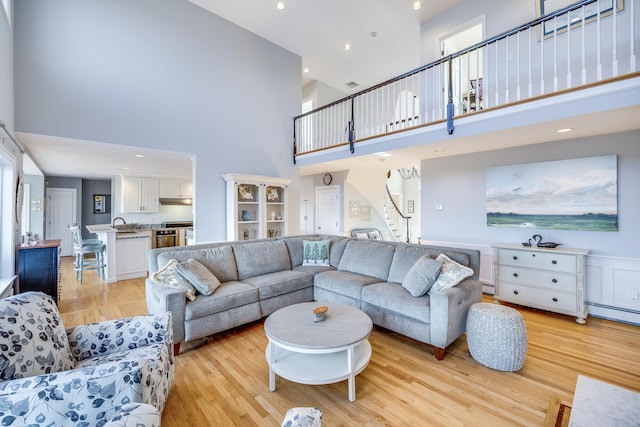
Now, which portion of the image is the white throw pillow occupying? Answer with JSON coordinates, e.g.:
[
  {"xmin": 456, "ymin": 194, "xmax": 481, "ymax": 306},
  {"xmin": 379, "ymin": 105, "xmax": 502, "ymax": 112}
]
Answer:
[
  {"xmin": 429, "ymin": 254, "xmax": 474, "ymax": 294},
  {"xmin": 152, "ymin": 259, "xmax": 197, "ymax": 301},
  {"xmin": 401, "ymin": 255, "xmax": 443, "ymax": 297},
  {"xmin": 176, "ymin": 259, "xmax": 221, "ymax": 296}
]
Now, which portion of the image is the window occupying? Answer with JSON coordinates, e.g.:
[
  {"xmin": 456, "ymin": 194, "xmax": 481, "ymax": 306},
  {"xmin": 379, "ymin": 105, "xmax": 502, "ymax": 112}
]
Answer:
[{"xmin": 2, "ymin": 0, "xmax": 10, "ymax": 26}]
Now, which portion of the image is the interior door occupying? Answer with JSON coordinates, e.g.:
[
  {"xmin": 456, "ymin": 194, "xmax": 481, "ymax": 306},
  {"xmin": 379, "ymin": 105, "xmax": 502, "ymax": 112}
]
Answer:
[
  {"xmin": 315, "ymin": 186, "xmax": 340, "ymax": 235},
  {"xmin": 46, "ymin": 188, "xmax": 77, "ymax": 256}
]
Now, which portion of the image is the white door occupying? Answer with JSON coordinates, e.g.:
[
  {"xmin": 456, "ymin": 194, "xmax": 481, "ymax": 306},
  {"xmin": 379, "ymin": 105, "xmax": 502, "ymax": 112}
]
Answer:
[
  {"xmin": 46, "ymin": 188, "xmax": 77, "ymax": 256},
  {"xmin": 315, "ymin": 186, "xmax": 340, "ymax": 235}
]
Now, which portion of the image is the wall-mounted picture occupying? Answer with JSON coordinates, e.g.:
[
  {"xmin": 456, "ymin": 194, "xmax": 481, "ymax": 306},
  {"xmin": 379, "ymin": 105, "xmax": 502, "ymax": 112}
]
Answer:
[
  {"xmin": 238, "ymin": 184, "xmax": 255, "ymax": 201},
  {"xmin": 486, "ymin": 155, "xmax": 618, "ymax": 231}
]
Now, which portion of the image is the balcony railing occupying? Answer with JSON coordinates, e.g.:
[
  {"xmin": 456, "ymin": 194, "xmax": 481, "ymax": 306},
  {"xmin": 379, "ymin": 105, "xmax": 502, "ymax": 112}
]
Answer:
[{"xmin": 293, "ymin": 0, "xmax": 638, "ymax": 162}]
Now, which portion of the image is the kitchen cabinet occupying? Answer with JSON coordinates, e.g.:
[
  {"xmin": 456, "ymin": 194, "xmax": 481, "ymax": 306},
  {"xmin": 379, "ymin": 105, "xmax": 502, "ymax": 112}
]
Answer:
[
  {"xmin": 492, "ymin": 242, "xmax": 590, "ymax": 324},
  {"xmin": 122, "ymin": 177, "xmax": 159, "ymax": 213},
  {"xmin": 223, "ymin": 173, "xmax": 289, "ymax": 241},
  {"xmin": 116, "ymin": 233, "xmax": 151, "ymax": 280},
  {"xmin": 159, "ymin": 178, "xmax": 193, "ymax": 198},
  {"xmin": 16, "ymin": 240, "xmax": 61, "ymax": 303}
]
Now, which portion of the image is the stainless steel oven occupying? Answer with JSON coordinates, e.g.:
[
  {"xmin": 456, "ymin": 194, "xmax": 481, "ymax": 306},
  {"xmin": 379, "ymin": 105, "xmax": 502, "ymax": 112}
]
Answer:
[{"xmin": 155, "ymin": 229, "xmax": 176, "ymax": 248}]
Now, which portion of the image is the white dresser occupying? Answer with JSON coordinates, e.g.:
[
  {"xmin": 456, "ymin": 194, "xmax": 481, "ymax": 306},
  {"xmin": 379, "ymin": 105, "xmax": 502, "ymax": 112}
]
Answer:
[{"xmin": 492, "ymin": 243, "xmax": 590, "ymax": 324}]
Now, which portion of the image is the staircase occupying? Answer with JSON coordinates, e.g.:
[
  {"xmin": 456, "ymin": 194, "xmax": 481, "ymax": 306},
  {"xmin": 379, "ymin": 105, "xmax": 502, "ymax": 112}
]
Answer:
[{"xmin": 384, "ymin": 184, "xmax": 410, "ymax": 242}]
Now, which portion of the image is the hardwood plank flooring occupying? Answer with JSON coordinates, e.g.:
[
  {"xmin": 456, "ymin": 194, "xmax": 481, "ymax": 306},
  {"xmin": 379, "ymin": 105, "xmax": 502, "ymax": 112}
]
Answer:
[{"xmin": 57, "ymin": 257, "xmax": 640, "ymax": 426}]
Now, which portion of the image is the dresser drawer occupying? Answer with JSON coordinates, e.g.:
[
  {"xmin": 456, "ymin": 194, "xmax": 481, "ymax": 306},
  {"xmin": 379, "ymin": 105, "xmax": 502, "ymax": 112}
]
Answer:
[
  {"xmin": 498, "ymin": 266, "xmax": 577, "ymax": 292},
  {"xmin": 499, "ymin": 249, "xmax": 577, "ymax": 273},
  {"xmin": 499, "ymin": 283, "xmax": 577, "ymax": 313}
]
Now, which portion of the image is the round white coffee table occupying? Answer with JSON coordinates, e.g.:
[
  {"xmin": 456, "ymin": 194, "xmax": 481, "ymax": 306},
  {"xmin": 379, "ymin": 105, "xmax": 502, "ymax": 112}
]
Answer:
[{"xmin": 264, "ymin": 301, "xmax": 373, "ymax": 402}]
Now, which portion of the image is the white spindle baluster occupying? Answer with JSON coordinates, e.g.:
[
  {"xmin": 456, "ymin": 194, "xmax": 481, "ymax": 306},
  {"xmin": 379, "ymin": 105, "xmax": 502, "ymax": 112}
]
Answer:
[
  {"xmin": 553, "ymin": 17, "xmax": 558, "ymax": 91},
  {"xmin": 495, "ymin": 41, "xmax": 500, "ymax": 106},
  {"xmin": 540, "ymin": 20, "xmax": 545, "ymax": 95},
  {"xmin": 597, "ymin": 0, "xmax": 602, "ymax": 80},
  {"xmin": 612, "ymin": 0, "xmax": 618, "ymax": 77},
  {"xmin": 528, "ymin": 27, "xmax": 533, "ymax": 97},
  {"xmin": 567, "ymin": 8, "xmax": 572, "ymax": 89},
  {"xmin": 516, "ymin": 32, "xmax": 521, "ymax": 100},
  {"xmin": 457, "ymin": 55, "xmax": 462, "ymax": 113},
  {"xmin": 475, "ymin": 48, "xmax": 480, "ymax": 108},
  {"xmin": 631, "ymin": 0, "xmax": 637, "ymax": 72},
  {"xmin": 465, "ymin": 53, "xmax": 471, "ymax": 113},
  {"xmin": 581, "ymin": 6, "xmax": 587, "ymax": 84},
  {"xmin": 505, "ymin": 36, "xmax": 510, "ymax": 103}
]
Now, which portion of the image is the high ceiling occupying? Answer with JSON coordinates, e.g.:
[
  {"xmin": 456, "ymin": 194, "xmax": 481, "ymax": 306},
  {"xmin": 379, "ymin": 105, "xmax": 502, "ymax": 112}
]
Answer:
[{"xmin": 22, "ymin": 0, "xmax": 464, "ymax": 178}]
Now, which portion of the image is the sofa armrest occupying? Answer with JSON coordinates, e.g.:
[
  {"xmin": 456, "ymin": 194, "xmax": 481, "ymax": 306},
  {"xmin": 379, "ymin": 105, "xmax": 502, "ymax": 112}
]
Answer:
[
  {"xmin": 145, "ymin": 279, "xmax": 186, "ymax": 344},
  {"xmin": 429, "ymin": 279, "xmax": 483, "ymax": 349},
  {"xmin": 66, "ymin": 312, "xmax": 172, "ymax": 361}
]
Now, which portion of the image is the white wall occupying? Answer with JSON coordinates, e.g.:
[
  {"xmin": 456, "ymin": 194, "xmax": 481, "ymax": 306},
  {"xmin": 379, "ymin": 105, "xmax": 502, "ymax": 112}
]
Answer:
[{"xmin": 14, "ymin": 0, "xmax": 302, "ymax": 243}]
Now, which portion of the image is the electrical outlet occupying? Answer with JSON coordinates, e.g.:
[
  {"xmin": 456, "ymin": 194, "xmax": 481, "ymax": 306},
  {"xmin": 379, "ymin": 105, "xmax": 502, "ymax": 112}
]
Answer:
[{"xmin": 631, "ymin": 289, "xmax": 640, "ymax": 302}]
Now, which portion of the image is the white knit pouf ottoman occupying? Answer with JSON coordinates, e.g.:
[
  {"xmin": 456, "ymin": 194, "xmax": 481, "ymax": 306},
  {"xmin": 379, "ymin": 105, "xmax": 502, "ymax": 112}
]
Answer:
[{"xmin": 466, "ymin": 302, "xmax": 528, "ymax": 372}]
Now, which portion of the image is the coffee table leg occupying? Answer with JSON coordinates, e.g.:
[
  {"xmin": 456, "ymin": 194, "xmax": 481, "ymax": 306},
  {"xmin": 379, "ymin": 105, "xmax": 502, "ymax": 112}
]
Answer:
[
  {"xmin": 348, "ymin": 346, "xmax": 356, "ymax": 402},
  {"xmin": 269, "ymin": 342, "xmax": 276, "ymax": 392}
]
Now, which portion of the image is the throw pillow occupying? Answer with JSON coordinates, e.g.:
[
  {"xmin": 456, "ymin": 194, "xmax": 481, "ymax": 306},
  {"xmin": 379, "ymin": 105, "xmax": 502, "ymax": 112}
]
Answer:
[
  {"xmin": 429, "ymin": 254, "xmax": 474, "ymax": 294},
  {"xmin": 354, "ymin": 232, "xmax": 369, "ymax": 239},
  {"xmin": 0, "ymin": 291, "xmax": 76, "ymax": 380},
  {"xmin": 401, "ymin": 255, "xmax": 444, "ymax": 297},
  {"xmin": 152, "ymin": 259, "xmax": 197, "ymax": 301},
  {"xmin": 302, "ymin": 240, "xmax": 331, "ymax": 266},
  {"xmin": 176, "ymin": 259, "xmax": 221, "ymax": 296}
]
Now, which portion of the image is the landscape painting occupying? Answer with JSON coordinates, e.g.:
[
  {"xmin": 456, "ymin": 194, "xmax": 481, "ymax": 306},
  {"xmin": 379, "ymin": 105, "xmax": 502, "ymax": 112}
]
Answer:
[{"xmin": 486, "ymin": 155, "xmax": 618, "ymax": 231}]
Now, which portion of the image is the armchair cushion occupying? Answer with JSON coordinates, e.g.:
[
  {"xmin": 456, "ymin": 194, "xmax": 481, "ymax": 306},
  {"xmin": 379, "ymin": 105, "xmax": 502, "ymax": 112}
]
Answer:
[{"xmin": 0, "ymin": 291, "xmax": 75, "ymax": 380}]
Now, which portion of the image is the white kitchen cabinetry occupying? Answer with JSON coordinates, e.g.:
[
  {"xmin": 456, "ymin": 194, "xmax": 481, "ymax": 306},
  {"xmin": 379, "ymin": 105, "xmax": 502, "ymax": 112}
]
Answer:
[
  {"xmin": 492, "ymin": 243, "xmax": 590, "ymax": 324},
  {"xmin": 122, "ymin": 177, "xmax": 159, "ymax": 213},
  {"xmin": 159, "ymin": 178, "xmax": 192, "ymax": 198},
  {"xmin": 116, "ymin": 234, "xmax": 151, "ymax": 280},
  {"xmin": 223, "ymin": 173, "xmax": 290, "ymax": 241}
]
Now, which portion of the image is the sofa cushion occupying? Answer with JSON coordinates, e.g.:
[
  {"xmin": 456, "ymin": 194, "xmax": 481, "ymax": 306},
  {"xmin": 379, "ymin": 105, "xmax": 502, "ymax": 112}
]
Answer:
[
  {"xmin": 157, "ymin": 246, "xmax": 238, "ymax": 282},
  {"xmin": 429, "ymin": 254, "xmax": 474, "ymax": 293},
  {"xmin": 0, "ymin": 292, "xmax": 76, "ymax": 380},
  {"xmin": 152, "ymin": 259, "xmax": 197, "ymax": 301},
  {"xmin": 293, "ymin": 265, "xmax": 335, "ymax": 275},
  {"xmin": 361, "ymin": 282, "xmax": 431, "ymax": 323},
  {"xmin": 314, "ymin": 270, "xmax": 381, "ymax": 300},
  {"xmin": 184, "ymin": 281, "xmax": 259, "ymax": 320},
  {"xmin": 233, "ymin": 240, "xmax": 292, "ymax": 280},
  {"xmin": 241, "ymin": 270, "xmax": 313, "ymax": 300},
  {"xmin": 402, "ymin": 255, "xmax": 443, "ymax": 297},
  {"xmin": 284, "ymin": 236, "xmax": 349, "ymax": 268},
  {"xmin": 302, "ymin": 240, "xmax": 331, "ymax": 266},
  {"xmin": 176, "ymin": 259, "xmax": 221, "ymax": 296},
  {"xmin": 338, "ymin": 240, "xmax": 396, "ymax": 281}
]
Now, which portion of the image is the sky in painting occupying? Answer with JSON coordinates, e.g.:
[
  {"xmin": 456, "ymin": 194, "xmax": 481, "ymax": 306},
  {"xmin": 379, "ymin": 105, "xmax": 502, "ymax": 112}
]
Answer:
[{"xmin": 486, "ymin": 155, "xmax": 617, "ymax": 215}]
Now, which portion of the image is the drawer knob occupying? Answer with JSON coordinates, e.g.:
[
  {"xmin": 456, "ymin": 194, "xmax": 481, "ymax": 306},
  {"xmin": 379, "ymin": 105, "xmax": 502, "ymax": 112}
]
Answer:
[
  {"xmin": 552, "ymin": 278, "xmax": 558, "ymax": 283},
  {"xmin": 552, "ymin": 297, "xmax": 558, "ymax": 302},
  {"xmin": 552, "ymin": 260, "xmax": 558, "ymax": 265},
  {"xmin": 513, "ymin": 256, "xmax": 518, "ymax": 260},
  {"xmin": 513, "ymin": 273, "xmax": 519, "ymax": 278},
  {"xmin": 513, "ymin": 290, "xmax": 519, "ymax": 295}
]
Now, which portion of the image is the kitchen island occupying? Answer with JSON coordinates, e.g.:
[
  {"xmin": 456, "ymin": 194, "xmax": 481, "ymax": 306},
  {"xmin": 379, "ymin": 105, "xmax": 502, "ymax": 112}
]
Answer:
[{"xmin": 86, "ymin": 225, "xmax": 151, "ymax": 282}]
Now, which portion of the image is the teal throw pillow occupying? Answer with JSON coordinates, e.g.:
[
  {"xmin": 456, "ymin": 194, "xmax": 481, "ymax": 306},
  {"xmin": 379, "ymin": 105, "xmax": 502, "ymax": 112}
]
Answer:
[
  {"xmin": 402, "ymin": 255, "xmax": 443, "ymax": 297},
  {"xmin": 429, "ymin": 253, "xmax": 474, "ymax": 294},
  {"xmin": 176, "ymin": 259, "xmax": 221, "ymax": 296},
  {"xmin": 302, "ymin": 240, "xmax": 331, "ymax": 266}
]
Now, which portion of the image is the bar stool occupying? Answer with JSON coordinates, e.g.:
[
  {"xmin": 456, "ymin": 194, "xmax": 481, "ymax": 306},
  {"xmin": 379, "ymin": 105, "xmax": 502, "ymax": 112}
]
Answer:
[{"xmin": 69, "ymin": 225, "xmax": 106, "ymax": 283}]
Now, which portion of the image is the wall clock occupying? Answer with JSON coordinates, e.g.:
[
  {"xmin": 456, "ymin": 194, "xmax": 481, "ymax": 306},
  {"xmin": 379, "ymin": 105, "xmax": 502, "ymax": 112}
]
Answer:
[{"xmin": 322, "ymin": 173, "xmax": 333, "ymax": 185}]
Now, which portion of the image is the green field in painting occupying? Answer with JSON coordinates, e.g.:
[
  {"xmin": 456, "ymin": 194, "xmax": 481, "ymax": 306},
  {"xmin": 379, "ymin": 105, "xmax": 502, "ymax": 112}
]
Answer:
[{"xmin": 487, "ymin": 213, "xmax": 618, "ymax": 231}]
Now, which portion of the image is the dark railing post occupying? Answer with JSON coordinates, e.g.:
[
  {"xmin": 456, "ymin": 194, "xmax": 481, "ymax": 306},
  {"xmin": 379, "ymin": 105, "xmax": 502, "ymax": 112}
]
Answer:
[
  {"xmin": 447, "ymin": 55, "xmax": 455, "ymax": 135},
  {"xmin": 292, "ymin": 119, "xmax": 297, "ymax": 164},
  {"xmin": 349, "ymin": 98, "xmax": 355, "ymax": 154}
]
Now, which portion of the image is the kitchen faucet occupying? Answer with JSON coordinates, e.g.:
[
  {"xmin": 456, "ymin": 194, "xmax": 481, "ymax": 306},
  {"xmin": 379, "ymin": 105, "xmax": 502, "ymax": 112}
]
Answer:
[{"xmin": 112, "ymin": 217, "xmax": 126, "ymax": 226}]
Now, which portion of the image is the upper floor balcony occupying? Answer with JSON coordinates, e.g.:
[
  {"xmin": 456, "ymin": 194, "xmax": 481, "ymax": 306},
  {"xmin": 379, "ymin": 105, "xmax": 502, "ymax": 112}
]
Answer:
[{"xmin": 293, "ymin": 0, "xmax": 640, "ymax": 172}]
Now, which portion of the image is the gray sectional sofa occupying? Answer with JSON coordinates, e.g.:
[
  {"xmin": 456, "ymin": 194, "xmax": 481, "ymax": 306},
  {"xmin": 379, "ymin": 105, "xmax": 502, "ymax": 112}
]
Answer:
[{"xmin": 145, "ymin": 235, "xmax": 482, "ymax": 359}]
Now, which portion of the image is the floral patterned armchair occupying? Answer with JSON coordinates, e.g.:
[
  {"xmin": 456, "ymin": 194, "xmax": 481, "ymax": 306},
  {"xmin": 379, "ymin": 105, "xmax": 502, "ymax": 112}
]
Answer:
[{"xmin": 0, "ymin": 292, "xmax": 174, "ymax": 426}]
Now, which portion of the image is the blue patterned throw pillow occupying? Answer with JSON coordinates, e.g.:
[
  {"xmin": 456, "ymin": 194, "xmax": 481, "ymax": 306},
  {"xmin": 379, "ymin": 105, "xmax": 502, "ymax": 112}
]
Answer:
[{"xmin": 302, "ymin": 240, "xmax": 331, "ymax": 266}]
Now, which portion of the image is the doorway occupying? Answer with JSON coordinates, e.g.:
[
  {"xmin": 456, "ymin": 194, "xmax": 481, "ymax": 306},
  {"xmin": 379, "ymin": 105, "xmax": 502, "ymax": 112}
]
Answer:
[
  {"xmin": 315, "ymin": 186, "xmax": 340, "ymax": 235},
  {"xmin": 46, "ymin": 188, "xmax": 77, "ymax": 256}
]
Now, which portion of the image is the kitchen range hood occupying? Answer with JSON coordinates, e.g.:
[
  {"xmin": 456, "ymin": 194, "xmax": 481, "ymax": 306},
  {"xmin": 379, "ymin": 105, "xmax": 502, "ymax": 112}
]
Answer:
[{"xmin": 159, "ymin": 198, "xmax": 192, "ymax": 206}]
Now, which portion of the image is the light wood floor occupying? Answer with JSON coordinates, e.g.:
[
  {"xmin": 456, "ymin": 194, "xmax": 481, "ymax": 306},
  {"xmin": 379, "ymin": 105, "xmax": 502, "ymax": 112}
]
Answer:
[{"xmin": 57, "ymin": 257, "xmax": 640, "ymax": 426}]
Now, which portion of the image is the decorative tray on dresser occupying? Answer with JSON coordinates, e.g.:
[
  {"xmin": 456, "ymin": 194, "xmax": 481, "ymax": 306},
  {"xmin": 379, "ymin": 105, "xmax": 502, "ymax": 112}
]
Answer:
[{"xmin": 492, "ymin": 243, "xmax": 590, "ymax": 324}]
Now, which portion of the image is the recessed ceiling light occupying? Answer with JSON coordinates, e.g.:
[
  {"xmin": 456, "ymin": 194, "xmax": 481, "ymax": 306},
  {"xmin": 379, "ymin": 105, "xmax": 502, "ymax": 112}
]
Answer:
[
  {"xmin": 344, "ymin": 44, "xmax": 351, "ymax": 51},
  {"xmin": 412, "ymin": 1, "xmax": 422, "ymax": 10},
  {"xmin": 303, "ymin": 67, "xmax": 309, "ymax": 73},
  {"xmin": 276, "ymin": 2, "xmax": 285, "ymax": 10},
  {"xmin": 556, "ymin": 128, "xmax": 573, "ymax": 133},
  {"xmin": 135, "ymin": 154, "xmax": 144, "ymax": 158}
]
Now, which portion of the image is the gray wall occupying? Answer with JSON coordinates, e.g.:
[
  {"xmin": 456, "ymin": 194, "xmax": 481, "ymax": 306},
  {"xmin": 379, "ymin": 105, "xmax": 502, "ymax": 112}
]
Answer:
[
  {"xmin": 82, "ymin": 179, "xmax": 111, "ymax": 238},
  {"xmin": 421, "ymin": 131, "xmax": 640, "ymax": 258},
  {"xmin": 14, "ymin": 0, "xmax": 302, "ymax": 242}
]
